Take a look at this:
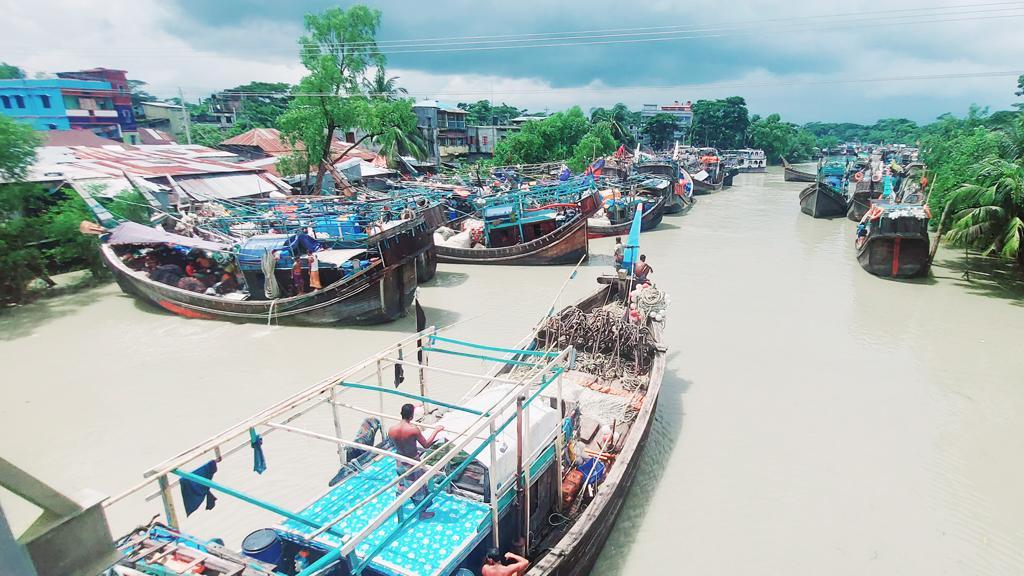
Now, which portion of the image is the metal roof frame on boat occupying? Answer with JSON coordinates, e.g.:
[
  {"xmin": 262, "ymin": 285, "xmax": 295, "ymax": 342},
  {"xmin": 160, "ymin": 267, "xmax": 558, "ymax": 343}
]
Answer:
[{"xmin": 102, "ymin": 328, "xmax": 576, "ymax": 576}]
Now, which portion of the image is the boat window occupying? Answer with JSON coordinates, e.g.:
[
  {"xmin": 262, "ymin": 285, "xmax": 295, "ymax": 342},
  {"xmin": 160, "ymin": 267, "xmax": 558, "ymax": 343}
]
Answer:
[{"xmin": 453, "ymin": 460, "xmax": 488, "ymax": 497}]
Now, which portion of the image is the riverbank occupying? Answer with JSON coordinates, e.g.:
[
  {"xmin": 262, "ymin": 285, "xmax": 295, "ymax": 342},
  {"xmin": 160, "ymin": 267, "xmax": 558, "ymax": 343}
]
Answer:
[{"xmin": 2, "ymin": 167, "xmax": 1023, "ymax": 575}]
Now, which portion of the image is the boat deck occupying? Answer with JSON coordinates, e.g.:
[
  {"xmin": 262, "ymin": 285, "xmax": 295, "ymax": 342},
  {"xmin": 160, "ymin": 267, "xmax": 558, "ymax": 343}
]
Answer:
[{"xmin": 279, "ymin": 457, "xmax": 490, "ymax": 576}]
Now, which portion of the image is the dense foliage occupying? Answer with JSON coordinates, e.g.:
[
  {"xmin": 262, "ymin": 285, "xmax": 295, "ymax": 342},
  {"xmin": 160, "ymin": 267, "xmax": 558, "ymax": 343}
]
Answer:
[
  {"xmin": 923, "ymin": 76, "xmax": 1024, "ymax": 268},
  {"xmin": 492, "ymin": 107, "xmax": 592, "ymax": 165},
  {"xmin": 457, "ymin": 100, "xmax": 524, "ymax": 126},
  {"xmin": 691, "ymin": 97, "xmax": 750, "ymax": 149},
  {"xmin": 747, "ymin": 113, "xmax": 816, "ymax": 163},
  {"xmin": 276, "ymin": 6, "xmax": 420, "ymax": 190},
  {"xmin": 642, "ymin": 113, "xmax": 680, "ymax": 150},
  {"xmin": 0, "ymin": 62, "xmax": 26, "ymax": 80}
]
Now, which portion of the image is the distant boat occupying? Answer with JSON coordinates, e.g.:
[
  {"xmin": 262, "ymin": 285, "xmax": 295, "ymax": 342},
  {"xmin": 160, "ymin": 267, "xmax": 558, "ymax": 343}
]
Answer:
[
  {"xmin": 634, "ymin": 160, "xmax": 693, "ymax": 214},
  {"xmin": 587, "ymin": 191, "xmax": 668, "ymax": 238},
  {"xmin": 856, "ymin": 203, "xmax": 931, "ymax": 278},
  {"xmin": 722, "ymin": 148, "xmax": 767, "ymax": 173},
  {"xmin": 782, "ymin": 157, "xmax": 817, "ymax": 182},
  {"xmin": 435, "ymin": 189, "xmax": 601, "ymax": 265},
  {"xmin": 799, "ymin": 182, "xmax": 848, "ymax": 218}
]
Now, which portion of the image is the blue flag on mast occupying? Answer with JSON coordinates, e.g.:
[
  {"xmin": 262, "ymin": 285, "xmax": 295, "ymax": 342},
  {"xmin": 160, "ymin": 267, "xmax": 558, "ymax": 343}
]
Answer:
[{"xmin": 622, "ymin": 203, "xmax": 643, "ymax": 274}]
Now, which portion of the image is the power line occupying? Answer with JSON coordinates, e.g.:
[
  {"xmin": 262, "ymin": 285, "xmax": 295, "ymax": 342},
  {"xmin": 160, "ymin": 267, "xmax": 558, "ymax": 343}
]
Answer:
[
  {"xmin": 3, "ymin": 3, "xmax": 1022, "ymax": 57},
  {"xmin": 315, "ymin": 0, "xmax": 1024, "ymax": 47},
  {"xmin": 209, "ymin": 70, "xmax": 1024, "ymax": 99}
]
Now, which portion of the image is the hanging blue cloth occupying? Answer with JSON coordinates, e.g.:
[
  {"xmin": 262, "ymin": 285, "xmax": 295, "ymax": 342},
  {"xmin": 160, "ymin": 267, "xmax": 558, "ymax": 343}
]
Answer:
[
  {"xmin": 250, "ymin": 428, "xmax": 267, "ymax": 475},
  {"xmin": 180, "ymin": 460, "xmax": 218, "ymax": 516}
]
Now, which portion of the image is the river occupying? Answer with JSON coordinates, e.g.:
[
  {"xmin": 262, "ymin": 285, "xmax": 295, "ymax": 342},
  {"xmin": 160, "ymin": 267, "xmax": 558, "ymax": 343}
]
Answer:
[{"xmin": 2, "ymin": 167, "xmax": 1024, "ymax": 575}]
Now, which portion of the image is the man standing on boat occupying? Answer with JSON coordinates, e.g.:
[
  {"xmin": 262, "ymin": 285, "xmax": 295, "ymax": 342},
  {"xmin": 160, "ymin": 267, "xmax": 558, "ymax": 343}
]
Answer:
[
  {"xmin": 634, "ymin": 254, "xmax": 653, "ymax": 283},
  {"xmin": 482, "ymin": 548, "xmax": 530, "ymax": 576},
  {"xmin": 388, "ymin": 403, "xmax": 444, "ymax": 520},
  {"xmin": 613, "ymin": 237, "xmax": 624, "ymax": 272}
]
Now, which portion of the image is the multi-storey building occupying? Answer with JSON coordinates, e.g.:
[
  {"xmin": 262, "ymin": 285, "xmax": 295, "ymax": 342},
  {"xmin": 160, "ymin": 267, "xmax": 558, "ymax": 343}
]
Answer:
[{"xmin": 0, "ymin": 68, "xmax": 138, "ymax": 142}]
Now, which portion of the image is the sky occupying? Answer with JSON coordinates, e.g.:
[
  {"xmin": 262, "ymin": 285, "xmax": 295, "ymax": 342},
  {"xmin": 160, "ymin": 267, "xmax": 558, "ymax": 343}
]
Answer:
[{"xmin": 1, "ymin": 0, "xmax": 1022, "ymax": 124}]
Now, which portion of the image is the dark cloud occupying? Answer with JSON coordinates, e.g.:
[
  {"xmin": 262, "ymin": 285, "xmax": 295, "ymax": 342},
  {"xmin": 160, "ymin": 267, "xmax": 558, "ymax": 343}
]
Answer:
[{"xmin": 162, "ymin": 0, "xmax": 1023, "ymax": 121}]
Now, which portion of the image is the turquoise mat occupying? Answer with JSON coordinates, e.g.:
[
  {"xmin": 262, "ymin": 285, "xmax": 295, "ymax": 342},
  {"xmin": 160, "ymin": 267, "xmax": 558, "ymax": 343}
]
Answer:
[{"xmin": 281, "ymin": 458, "xmax": 489, "ymax": 576}]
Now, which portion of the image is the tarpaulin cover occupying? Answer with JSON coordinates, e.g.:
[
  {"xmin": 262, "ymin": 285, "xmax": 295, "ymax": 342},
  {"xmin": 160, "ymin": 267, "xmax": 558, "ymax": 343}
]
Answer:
[{"xmin": 106, "ymin": 221, "xmax": 231, "ymax": 252}]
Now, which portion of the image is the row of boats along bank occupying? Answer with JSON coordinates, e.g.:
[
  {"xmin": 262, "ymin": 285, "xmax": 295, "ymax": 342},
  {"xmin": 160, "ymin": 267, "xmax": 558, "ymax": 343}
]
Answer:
[
  {"xmin": 72, "ymin": 144, "xmax": 740, "ymax": 327},
  {"xmin": 65, "ymin": 146, "xmax": 683, "ymax": 576},
  {"xmin": 788, "ymin": 145, "xmax": 933, "ymax": 279}
]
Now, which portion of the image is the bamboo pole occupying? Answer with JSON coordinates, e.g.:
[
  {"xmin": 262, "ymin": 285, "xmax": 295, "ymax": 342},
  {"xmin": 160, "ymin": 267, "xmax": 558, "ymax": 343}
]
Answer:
[
  {"xmin": 488, "ymin": 420, "xmax": 501, "ymax": 547},
  {"xmin": 330, "ymin": 388, "xmax": 345, "ymax": 466}
]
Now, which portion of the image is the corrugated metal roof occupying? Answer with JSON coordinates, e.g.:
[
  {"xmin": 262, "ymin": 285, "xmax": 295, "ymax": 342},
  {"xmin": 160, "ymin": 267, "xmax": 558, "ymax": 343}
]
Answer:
[
  {"xmin": 174, "ymin": 173, "xmax": 283, "ymax": 200},
  {"xmin": 220, "ymin": 128, "xmax": 295, "ymax": 154}
]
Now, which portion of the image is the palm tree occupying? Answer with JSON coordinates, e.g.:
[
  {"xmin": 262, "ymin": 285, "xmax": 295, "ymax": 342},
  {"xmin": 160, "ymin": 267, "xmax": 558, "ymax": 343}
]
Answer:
[
  {"xmin": 373, "ymin": 124, "xmax": 427, "ymax": 168},
  {"xmin": 362, "ymin": 68, "xmax": 408, "ymax": 101},
  {"xmin": 941, "ymin": 157, "xmax": 1024, "ymax": 268},
  {"xmin": 591, "ymin": 103, "xmax": 635, "ymax": 146}
]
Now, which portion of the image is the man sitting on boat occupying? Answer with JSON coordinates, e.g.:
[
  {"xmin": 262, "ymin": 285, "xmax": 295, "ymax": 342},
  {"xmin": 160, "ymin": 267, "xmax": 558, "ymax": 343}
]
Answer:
[
  {"xmin": 634, "ymin": 254, "xmax": 654, "ymax": 283},
  {"xmin": 388, "ymin": 403, "xmax": 444, "ymax": 520}
]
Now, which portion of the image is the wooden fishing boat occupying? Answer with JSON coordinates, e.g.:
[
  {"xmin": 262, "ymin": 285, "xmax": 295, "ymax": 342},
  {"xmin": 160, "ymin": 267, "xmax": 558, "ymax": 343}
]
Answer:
[
  {"xmin": 104, "ymin": 273, "xmax": 667, "ymax": 576},
  {"xmin": 587, "ymin": 191, "xmax": 667, "ymax": 238},
  {"xmin": 722, "ymin": 166, "xmax": 740, "ymax": 187},
  {"xmin": 856, "ymin": 203, "xmax": 931, "ymax": 278},
  {"xmin": 101, "ymin": 216, "xmax": 433, "ymax": 326},
  {"xmin": 435, "ymin": 192, "xmax": 600, "ymax": 265},
  {"xmin": 525, "ymin": 277, "xmax": 666, "ymax": 576},
  {"xmin": 635, "ymin": 160, "xmax": 692, "ymax": 215},
  {"xmin": 847, "ymin": 178, "xmax": 878, "ymax": 221},
  {"xmin": 782, "ymin": 157, "xmax": 816, "ymax": 183},
  {"xmin": 691, "ymin": 172, "xmax": 724, "ymax": 194},
  {"xmin": 798, "ymin": 182, "xmax": 848, "ymax": 218}
]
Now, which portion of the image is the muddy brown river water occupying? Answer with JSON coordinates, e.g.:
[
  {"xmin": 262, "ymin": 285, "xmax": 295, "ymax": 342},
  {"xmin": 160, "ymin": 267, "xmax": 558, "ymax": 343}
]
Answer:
[{"xmin": 3, "ymin": 167, "xmax": 1024, "ymax": 575}]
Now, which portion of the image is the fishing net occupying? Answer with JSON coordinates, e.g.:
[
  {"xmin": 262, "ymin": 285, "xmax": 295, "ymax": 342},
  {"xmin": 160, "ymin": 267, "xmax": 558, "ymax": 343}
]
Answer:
[{"xmin": 536, "ymin": 304, "xmax": 659, "ymax": 377}]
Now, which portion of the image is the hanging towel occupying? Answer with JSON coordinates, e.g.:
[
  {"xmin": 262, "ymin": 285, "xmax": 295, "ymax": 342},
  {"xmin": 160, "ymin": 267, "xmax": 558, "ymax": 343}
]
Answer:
[
  {"xmin": 394, "ymin": 346, "xmax": 405, "ymax": 387},
  {"xmin": 415, "ymin": 298, "xmax": 427, "ymax": 363},
  {"xmin": 309, "ymin": 255, "xmax": 322, "ymax": 290},
  {"xmin": 261, "ymin": 249, "xmax": 280, "ymax": 299},
  {"xmin": 180, "ymin": 460, "xmax": 218, "ymax": 516},
  {"xmin": 250, "ymin": 428, "xmax": 267, "ymax": 475}
]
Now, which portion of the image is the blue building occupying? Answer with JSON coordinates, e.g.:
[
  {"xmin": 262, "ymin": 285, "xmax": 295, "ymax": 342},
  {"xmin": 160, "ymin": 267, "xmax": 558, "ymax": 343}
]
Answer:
[{"xmin": 0, "ymin": 73, "xmax": 136, "ymax": 141}]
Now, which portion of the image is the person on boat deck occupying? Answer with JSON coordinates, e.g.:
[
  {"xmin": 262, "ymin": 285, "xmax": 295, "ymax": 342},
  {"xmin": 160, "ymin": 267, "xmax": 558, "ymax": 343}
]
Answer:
[
  {"xmin": 634, "ymin": 254, "xmax": 653, "ymax": 283},
  {"xmin": 185, "ymin": 249, "xmax": 218, "ymax": 286},
  {"xmin": 482, "ymin": 548, "xmax": 529, "ymax": 576},
  {"xmin": 291, "ymin": 257, "xmax": 305, "ymax": 296},
  {"xmin": 613, "ymin": 237, "xmax": 624, "ymax": 271},
  {"xmin": 388, "ymin": 403, "xmax": 444, "ymax": 520}
]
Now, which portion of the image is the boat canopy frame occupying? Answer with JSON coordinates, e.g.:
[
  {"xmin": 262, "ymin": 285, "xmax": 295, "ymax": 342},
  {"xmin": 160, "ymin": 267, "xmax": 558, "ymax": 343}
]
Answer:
[{"xmin": 103, "ymin": 327, "xmax": 576, "ymax": 576}]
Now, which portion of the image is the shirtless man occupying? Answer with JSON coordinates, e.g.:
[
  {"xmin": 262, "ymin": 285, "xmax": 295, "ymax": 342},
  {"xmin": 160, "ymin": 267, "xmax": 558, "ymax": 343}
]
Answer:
[
  {"xmin": 388, "ymin": 403, "xmax": 443, "ymax": 519},
  {"xmin": 482, "ymin": 548, "xmax": 529, "ymax": 576}
]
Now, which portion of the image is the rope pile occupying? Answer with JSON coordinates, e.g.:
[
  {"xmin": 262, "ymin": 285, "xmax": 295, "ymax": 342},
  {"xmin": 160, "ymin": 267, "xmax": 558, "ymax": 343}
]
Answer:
[
  {"xmin": 634, "ymin": 286, "xmax": 668, "ymax": 320},
  {"xmin": 537, "ymin": 305, "xmax": 659, "ymax": 377}
]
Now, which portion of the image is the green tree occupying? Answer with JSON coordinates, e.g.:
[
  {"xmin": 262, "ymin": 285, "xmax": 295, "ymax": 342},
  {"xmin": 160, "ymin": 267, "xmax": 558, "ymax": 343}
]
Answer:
[
  {"xmin": 590, "ymin": 103, "xmax": 635, "ymax": 146},
  {"xmin": 747, "ymin": 113, "xmax": 815, "ymax": 163},
  {"xmin": 491, "ymin": 107, "xmax": 592, "ymax": 166},
  {"xmin": 568, "ymin": 122, "xmax": 617, "ymax": 172},
  {"xmin": 0, "ymin": 116, "xmax": 47, "ymax": 302},
  {"xmin": 362, "ymin": 68, "xmax": 408, "ymax": 100},
  {"xmin": 642, "ymin": 113, "xmax": 679, "ymax": 150},
  {"xmin": 457, "ymin": 100, "xmax": 524, "ymax": 125},
  {"xmin": 691, "ymin": 97, "xmax": 749, "ymax": 149},
  {"xmin": 280, "ymin": 5, "xmax": 386, "ymax": 193},
  {"xmin": 941, "ymin": 158, "xmax": 1023, "ymax": 267},
  {"xmin": 0, "ymin": 62, "xmax": 26, "ymax": 79},
  {"xmin": 223, "ymin": 81, "xmax": 292, "ymax": 129}
]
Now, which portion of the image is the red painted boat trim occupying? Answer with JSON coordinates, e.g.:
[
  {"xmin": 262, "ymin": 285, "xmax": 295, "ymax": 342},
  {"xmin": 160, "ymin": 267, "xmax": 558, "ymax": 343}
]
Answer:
[
  {"xmin": 891, "ymin": 237, "xmax": 902, "ymax": 276},
  {"xmin": 159, "ymin": 300, "xmax": 217, "ymax": 320}
]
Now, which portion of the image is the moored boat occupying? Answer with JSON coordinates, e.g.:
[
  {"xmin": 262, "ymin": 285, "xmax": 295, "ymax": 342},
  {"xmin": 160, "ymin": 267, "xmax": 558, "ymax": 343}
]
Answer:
[
  {"xmin": 782, "ymin": 157, "xmax": 817, "ymax": 183},
  {"xmin": 102, "ymin": 272, "xmax": 668, "ymax": 576},
  {"xmin": 587, "ymin": 190, "xmax": 668, "ymax": 238},
  {"xmin": 635, "ymin": 160, "xmax": 693, "ymax": 215},
  {"xmin": 856, "ymin": 203, "xmax": 931, "ymax": 278},
  {"xmin": 798, "ymin": 182, "xmax": 848, "ymax": 218},
  {"xmin": 722, "ymin": 149, "xmax": 767, "ymax": 173},
  {"xmin": 100, "ymin": 216, "xmax": 431, "ymax": 325},
  {"xmin": 434, "ymin": 187, "xmax": 601, "ymax": 265}
]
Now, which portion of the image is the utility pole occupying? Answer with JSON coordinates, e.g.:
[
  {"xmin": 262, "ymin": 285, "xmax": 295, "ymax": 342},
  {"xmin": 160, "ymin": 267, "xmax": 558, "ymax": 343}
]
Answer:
[{"xmin": 178, "ymin": 87, "xmax": 192, "ymax": 145}]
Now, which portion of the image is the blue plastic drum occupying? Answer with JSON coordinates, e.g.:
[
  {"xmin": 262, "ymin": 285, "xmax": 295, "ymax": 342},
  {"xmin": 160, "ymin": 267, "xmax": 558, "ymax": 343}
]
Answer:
[{"xmin": 241, "ymin": 528, "xmax": 282, "ymax": 565}]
